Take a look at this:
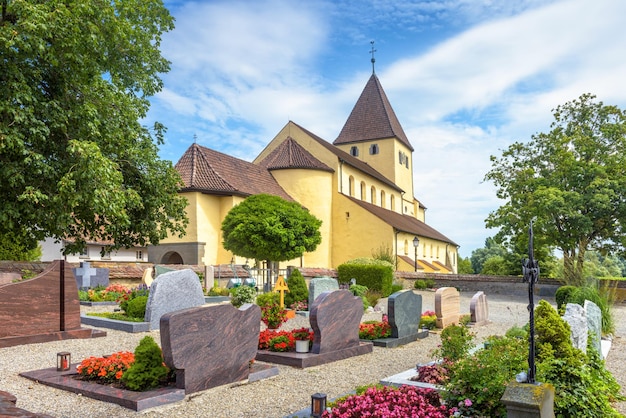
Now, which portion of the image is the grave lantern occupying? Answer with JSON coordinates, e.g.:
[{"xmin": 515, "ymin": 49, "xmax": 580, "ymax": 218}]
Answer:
[
  {"xmin": 311, "ymin": 393, "xmax": 327, "ymax": 418},
  {"xmin": 57, "ymin": 352, "xmax": 71, "ymax": 371}
]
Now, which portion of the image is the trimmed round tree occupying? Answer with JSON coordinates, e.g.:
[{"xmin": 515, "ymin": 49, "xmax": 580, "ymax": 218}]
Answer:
[{"xmin": 221, "ymin": 194, "xmax": 322, "ymax": 270}]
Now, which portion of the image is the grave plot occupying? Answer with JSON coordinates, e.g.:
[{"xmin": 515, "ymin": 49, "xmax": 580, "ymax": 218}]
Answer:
[
  {"xmin": 256, "ymin": 289, "xmax": 373, "ymax": 368},
  {"xmin": 361, "ymin": 290, "xmax": 428, "ymax": 348},
  {"xmin": 21, "ymin": 303, "xmax": 278, "ymax": 412},
  {"xmin": 0, "ymin": 260, "xmax": 105, "ymax": 348}
]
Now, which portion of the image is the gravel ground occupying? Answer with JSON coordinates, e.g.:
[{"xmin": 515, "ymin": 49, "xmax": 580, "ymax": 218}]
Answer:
[{"xmin": 1, "ymin": 291, "xmax": 625, "ymax": 418}]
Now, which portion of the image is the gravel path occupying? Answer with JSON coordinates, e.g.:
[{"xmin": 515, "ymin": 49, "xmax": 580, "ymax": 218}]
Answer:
[{"xmin": 1, "ymin": 291, "xmax": 625, "ymax": 417}]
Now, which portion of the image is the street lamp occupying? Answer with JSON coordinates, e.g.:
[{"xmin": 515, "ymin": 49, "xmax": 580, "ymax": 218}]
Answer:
[{"xmin": 412, "ymin": 236, "xmax": 420, "ymax": 272}]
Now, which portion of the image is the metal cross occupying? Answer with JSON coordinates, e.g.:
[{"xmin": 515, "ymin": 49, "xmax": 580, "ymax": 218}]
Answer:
[
  {"xmin": 370, "ymin": 40, "xmax": 376, "ymax": 74},
  {"xmin": 522, "ymin": 220, "xmax": 540, "ymax": 384}
]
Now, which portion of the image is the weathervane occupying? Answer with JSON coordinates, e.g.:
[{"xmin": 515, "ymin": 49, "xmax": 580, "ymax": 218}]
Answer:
[
  {"xmin": 370, "ymin": 40, "xmax": 376, "ymax": 74},
  {"xmin": 522, "ymin": 219, "xmax": 540, "ymax": 384}
]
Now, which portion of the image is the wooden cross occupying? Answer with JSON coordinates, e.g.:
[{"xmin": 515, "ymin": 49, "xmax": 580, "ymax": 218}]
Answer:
[{"xmin": 274, "ymin": 275, "xmax": 290, "ymax": 308}]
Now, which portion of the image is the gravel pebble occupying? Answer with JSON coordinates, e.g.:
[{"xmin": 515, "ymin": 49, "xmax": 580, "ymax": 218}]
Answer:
[{"xmin": 1, "ymin": 291, "xmax": 625, "ymax": 417}]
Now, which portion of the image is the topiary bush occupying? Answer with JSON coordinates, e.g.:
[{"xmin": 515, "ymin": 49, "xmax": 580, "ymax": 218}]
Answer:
[
  {"xmin": 284, "ymin": 269, "xmax": 308, "ymax": 308},
  {"xmin": 337, "ymin": 262, "xmax": 393, "ymax": 297},
  {"xmin": 123, "ymin": 295, "xmax": 148, "ymax": 320},
  {"xmin": 121, "ymin": 336, "xmax": 169, "ymax": 391}
]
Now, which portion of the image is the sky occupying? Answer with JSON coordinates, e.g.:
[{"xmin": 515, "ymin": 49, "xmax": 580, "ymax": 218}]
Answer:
[{"xmin": 147, "ymin": 0, "xmax": 626, "ymax": 258}]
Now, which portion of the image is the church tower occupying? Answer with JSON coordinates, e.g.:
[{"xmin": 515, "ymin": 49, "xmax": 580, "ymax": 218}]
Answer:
[{"xmin": 333, "ymin": 71, "xmax": 417, "ymax": 216}]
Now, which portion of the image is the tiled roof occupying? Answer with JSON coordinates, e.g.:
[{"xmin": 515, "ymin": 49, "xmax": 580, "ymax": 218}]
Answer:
[
  {"xmin": 344, "ymin": 195, "xmax": 458, "ymax": 246},
  {"xmin": 334, "ymin": 74, "xmax": 414, "ymax": 152},
  {"xmin": 291, "ymin": 122, "xmax": 404, "ymax": 193},
  {"xmin": 258, "ymin": 137, "xmax": 334, "ymax": 172},
  {"xmin": 175, "ymin": 143, "xmax": 293, "ymax": 200}
]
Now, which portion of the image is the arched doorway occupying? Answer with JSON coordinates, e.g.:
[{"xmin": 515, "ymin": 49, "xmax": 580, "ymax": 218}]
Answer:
[{"xmin": 161, "ymin": 251, "xmax": 183, "ymax": 264}]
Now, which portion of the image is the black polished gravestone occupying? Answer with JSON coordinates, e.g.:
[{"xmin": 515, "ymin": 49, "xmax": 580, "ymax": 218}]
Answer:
[{"xmin": 369, "ymin": 290, "xmax": 428, "ymax": 348}]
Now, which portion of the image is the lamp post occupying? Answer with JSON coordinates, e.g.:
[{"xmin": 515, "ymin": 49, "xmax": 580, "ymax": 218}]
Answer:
[{"xmin": 412, "ymin": 236, "xmax": 420, "ymax": 272}]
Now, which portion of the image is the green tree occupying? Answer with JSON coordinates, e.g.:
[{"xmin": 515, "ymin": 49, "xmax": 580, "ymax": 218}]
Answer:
[
  {"xmin": 485, "ymin": 94, "xmax": 626, "ymax": 286},
  {"xmin": 457, "ymin": 255, "xmax": 474, "ymax": 274},
  {"xmin": 0, "ymin": 0, "xmax": 188, "ymax": 255},
  {"xmin": 0, "ymin": 231, "xmax": 41, "ymax": 261},
  {"xmin": 470, "ymin": 237, "xmax": 506, "ymax": 274},
  {"xmin": 221, "ymin": 194, "xmax": 322, "ymax": 265}
]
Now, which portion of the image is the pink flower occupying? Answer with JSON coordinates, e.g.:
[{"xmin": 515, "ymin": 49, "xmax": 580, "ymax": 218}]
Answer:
[{"xmin": 464, "ymin": 398, "xmax": 473, "ymax": 407}]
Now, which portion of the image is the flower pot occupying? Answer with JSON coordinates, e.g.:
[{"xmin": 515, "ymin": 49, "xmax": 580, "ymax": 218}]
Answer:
[
  {"xmin": 295, "ymin": 339, "xmax": 310, "ymax": 353},
  {"xmin": 285, "ymin": 309, "xmax": 296, "ymax": 319}
]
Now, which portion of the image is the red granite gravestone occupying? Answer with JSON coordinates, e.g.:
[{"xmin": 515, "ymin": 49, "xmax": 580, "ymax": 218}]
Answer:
[
  {"xmin": 160, "ymin": 303, "xmax": 270, "ymax": 394},
  {"xmin": 0, "ymin": 260, "xmax": 105, "ymax": 348},
  {"xmin": 256, "ymin": 289, "xmax": 373, "ymax": 368}
]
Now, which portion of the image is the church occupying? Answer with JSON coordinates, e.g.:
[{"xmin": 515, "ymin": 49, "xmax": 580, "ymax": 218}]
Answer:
[{"xmin": 149, "ymin": 71, "xmax": 459, "ymax": 273}]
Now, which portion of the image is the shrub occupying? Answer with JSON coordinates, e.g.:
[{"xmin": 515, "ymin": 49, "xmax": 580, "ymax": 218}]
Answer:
[
  {"xmin": 364, "ymin": 290, "xmax": 382, "ymax": 308},
  {"xmin": 435, "ymin": 324, "xmax": 474, "ymax": 362},
  {"xmin": 535, "ymin": 299, "xmax": 574, "ymax": 360},
  {"xmin": 230, "ymin": 285, "xmax": 256, "ymax": 308},
  {"xmin": 207, "ymin": 286, "xmax": 230, "ymax": 296},
  {"xmin": 255, "ymin": 292, "xmax": 279, "ymax": 308},
  {"xmin": 123, "ymin": 295, "xmax": 148, "ymax": 320},
  {"xmin": 284, "ymin": 269, "xmax": 308, "ymax": 308},
  {"xmin": 413, "ymin": 363, "xmax": 449, "ymax": 385},
  {"xmin": 121, "ymin": 336, "xmax": 169, "ymax": 391},
  {"xmin": 555, "ymin": 285, "xmax": 577, "ymax": 309},
  {"xmin": 267, "ymin": 335, "xmax": 291, "ymax": 352},
  {"xmin": 358, "ymin": 317, "xmax": 391, "ymax": 340},
  {"xmin": 414, "ymin": 279, "xmax": 427, "ymax": 289},
  {"xmin": 390, "ymin": 283, "xmax": 403, "ymax": 293},
  {"xmin": 444, "ymin": 335, "xmax": 527, "ymax": 417},
  {"xmin": 349, "ymin": 284, "xmax": 370, "ymax": 310},
  {"xmin": 337, "ymin": 262, "xmax": 393, "ymax": 296},
  {"xmin": 261, "ymin": 304, "xmax": 288, "ymax": 329},
  {"xmin": 568, "ymin": 284, "xmax": 615, "ymax": 335}
]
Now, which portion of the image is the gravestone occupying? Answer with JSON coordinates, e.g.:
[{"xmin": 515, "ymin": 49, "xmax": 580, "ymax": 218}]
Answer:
[
  {"xmin": 388, "ymin": 290, "xmax": 422, "ymax": 338},
  {"xmin": 584, "ymin": 300, "xmax": 602, "ymax": 358},
  {"xmin": 160, "ymin": 303, "xmax": 271, "ymax": 394},
  {"xmin": 562, "ymin": 303, "xmax": 587, "ymax": 353},
  {"xmin": 141, "ymin": 267, "xmax": 154, "ymax": 287},
  {"xmin": 469, "ymin": 291, "xmax": 489, "ymax": 326},
  {"xmin": 0, "ymin": 272, "xmax": 21, "ymax": 285},
  {"xmin": 204, "ymin": 265, "xmax": 214, "ymax": 290},
  {"xmin": 144, "ymin": 269, "xmax": 206, "ymax": 329},
  {"xmin": 434, "ymin": 287, "xmax": 460, "ymax": 328},
  {"xmin": 308, "ymin": 276, "xmax": 339, "ymax": 309},
  {"xmin": 0, "ymin": 260, "xmax": 104, "ymax": 347},
  {"xmin": 73, "ymin": 261, "xmax": 109, "ymax": 289},
  {"xmin": 256, "ymin": 289, "xmax": 373, "ymax": 368}
]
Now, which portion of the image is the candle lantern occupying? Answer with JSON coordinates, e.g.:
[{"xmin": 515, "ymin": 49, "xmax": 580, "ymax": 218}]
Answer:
[
  {"xmin": 311, "ymin": 393, "xmax": 327, "ymax": 418},
  {"xmin": 57, "ymin": 352, "xmax": 71, "ymax": 371}
]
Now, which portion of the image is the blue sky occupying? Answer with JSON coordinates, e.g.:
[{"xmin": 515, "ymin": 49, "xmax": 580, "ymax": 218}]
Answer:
[{"xmin": 147, "ymin": 0, "xmax": 626, "ymax": 258}]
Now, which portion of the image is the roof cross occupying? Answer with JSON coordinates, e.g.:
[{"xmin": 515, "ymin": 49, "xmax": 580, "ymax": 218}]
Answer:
[{"xmin": 370, "ymin": 40, "xmax": 376, "ymax": 74}]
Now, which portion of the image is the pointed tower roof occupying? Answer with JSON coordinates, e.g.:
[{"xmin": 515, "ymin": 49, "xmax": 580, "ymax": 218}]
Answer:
[
  {"xmin": 175, "ymin": 143, "xmax": 293, "ymax": 200},
  {"xmin": 258, "ymin": 137, "xmax": 334, "ymax": 172},
  {"xmin": 334, "ymin": 74, "xmax": 413, "ymax": 151}
]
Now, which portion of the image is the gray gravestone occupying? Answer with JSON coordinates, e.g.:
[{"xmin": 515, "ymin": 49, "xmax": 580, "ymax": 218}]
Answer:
[
  {"xmin": 470, "ymin": 291, "xmax": 489, "ymax": 326},
  {"xmin": 73, "ymin": 261, "xmax": 109, "ymax": 289},
  {"xmin": 388, "ymin": 290, "xmax": 422, "ymax": 338},
  {"xmin": 308, "ymin": 277, "xmax": 339, "ymax": 309},
  {"xmin": 563, "ymin": 303, "xmax": 587, "ymax": 353},
  {"xmin": 145, "ymin": 269, "xmax": 206, "ymax": 329},
  {"xmin": 204, "ymin": 265, "xmax": 214, "ymax": 290},
  {"xmin": 584, "ymin": 300, "xmax": 603, "ymax": 358}
]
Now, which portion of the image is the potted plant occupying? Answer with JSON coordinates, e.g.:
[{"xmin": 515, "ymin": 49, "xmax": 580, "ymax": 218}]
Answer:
[{"xmin": 291, "ymin": 327, "xmax": 312, "ymax": 353}]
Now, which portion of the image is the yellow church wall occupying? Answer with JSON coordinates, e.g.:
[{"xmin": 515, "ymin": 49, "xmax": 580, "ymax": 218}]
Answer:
[
  {"xmin": 331, "ymin": 195, "xmax": 394, "ymax": 268},
  {"xmin": 269, "ymin": 169, "xmax": 333, "ymax": 268},
  {"xmin": 395, "ymin": 233, "xmax": 457, "ymax": 274},
  {"xmin": 160, "ymin": 191, "xmax": 199, "ymax": 243},
  {"xmin": 339, "ymin": 163, "xmax": 403, "ymax": 215}
]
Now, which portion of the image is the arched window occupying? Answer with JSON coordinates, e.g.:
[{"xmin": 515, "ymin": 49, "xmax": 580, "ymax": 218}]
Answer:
[
  {"xmin": 350, "ymin": 146, "xmax": 359, "ymax": 157},
  {"xmin": 371, "ymin": 186, "xmax": 376, "ymax": 204},
  {"xmin": 380, "ymin": 190, "xmax": 386, "ymax": 208},
  {"xmin": 369, "ymin": 144, "xmax": 379, "ymax": 155},
  {"xmin": 403, "ymin": 239, "xmax": 409, "ymax": 255},
  {"xmin": 360, "ymin": 181, "xmax": 366, "ymax": 201},
  {"xmin": 390, "ymin": 195, "xmax": 395, "ymax": 211},
  {"xmin": 349, "ymin": 176, "xmax": 355, "ymax": 197}
]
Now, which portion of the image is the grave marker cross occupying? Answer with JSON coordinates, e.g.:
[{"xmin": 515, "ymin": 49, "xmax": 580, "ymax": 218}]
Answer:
[{"xmin": 522, "ymin": 221, "xmax": 540, "ymax": 384}]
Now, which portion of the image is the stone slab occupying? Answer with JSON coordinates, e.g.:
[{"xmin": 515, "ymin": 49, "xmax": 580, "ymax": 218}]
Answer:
[
  {"xmin": 364, "ymin": 329, "xmax": 429, "ymax": 348},
  {"xmin": 79, "ymin": 301, "xmax": 118, "ymax": 306},
  {"xmin": 204, "ymin": 296, "xmax": 230, "ymax": 304},
  {"xmin": 0, "ymin": 390, "xmax": 53, "ymax": 418},
  {"xmin": 0, "ymin": 260, "xmax": 104, "ymax": 347},
  {"xmin": 310, "ymin": 290, "xmax": 362, "ymax": 353},
  {"xmin": 20, "ymin": 365, "xmax": 185, "ymax": 412},
  {"xmin": 500, "ymin": 382, "xmax": 555, "ymax": 418},
  {"xmin": 380, "ymin": 368, "xmax": 444, "ymax": 392},
  {"xmin": 584, "ymin": 300, "xmax": 602, "ymax": 358},
  {"xmin": 308, "ymin": 276, "xmax": 339, "ymax": 308},
  {"xmin": 470, "ymin": 291, "xmax": 490, "ymax": 326},
  {"xmin": 434, "ymin": 287, "xmax": 460, "ymax": 328},
  {"xmin": 145, "ymin": 269, "xmax": 206, "ymax": 329},
  {"xmin": 563, "ymin": 303, "xmax": 587, "ymax": 353},
  {"xmin": 80, "ymin": 314, "xmax": 150, "ymax": 333},
  {"xmin": 255, "ymin": 342, "xmax": 373, "ymax": 368},
  {"xmin": 160, "ymin": 303, "xmax": 261, "ymax": 394},
  {"xmin": 388, "ymin": 290, "xmax": 422, "ymax": 338}
]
